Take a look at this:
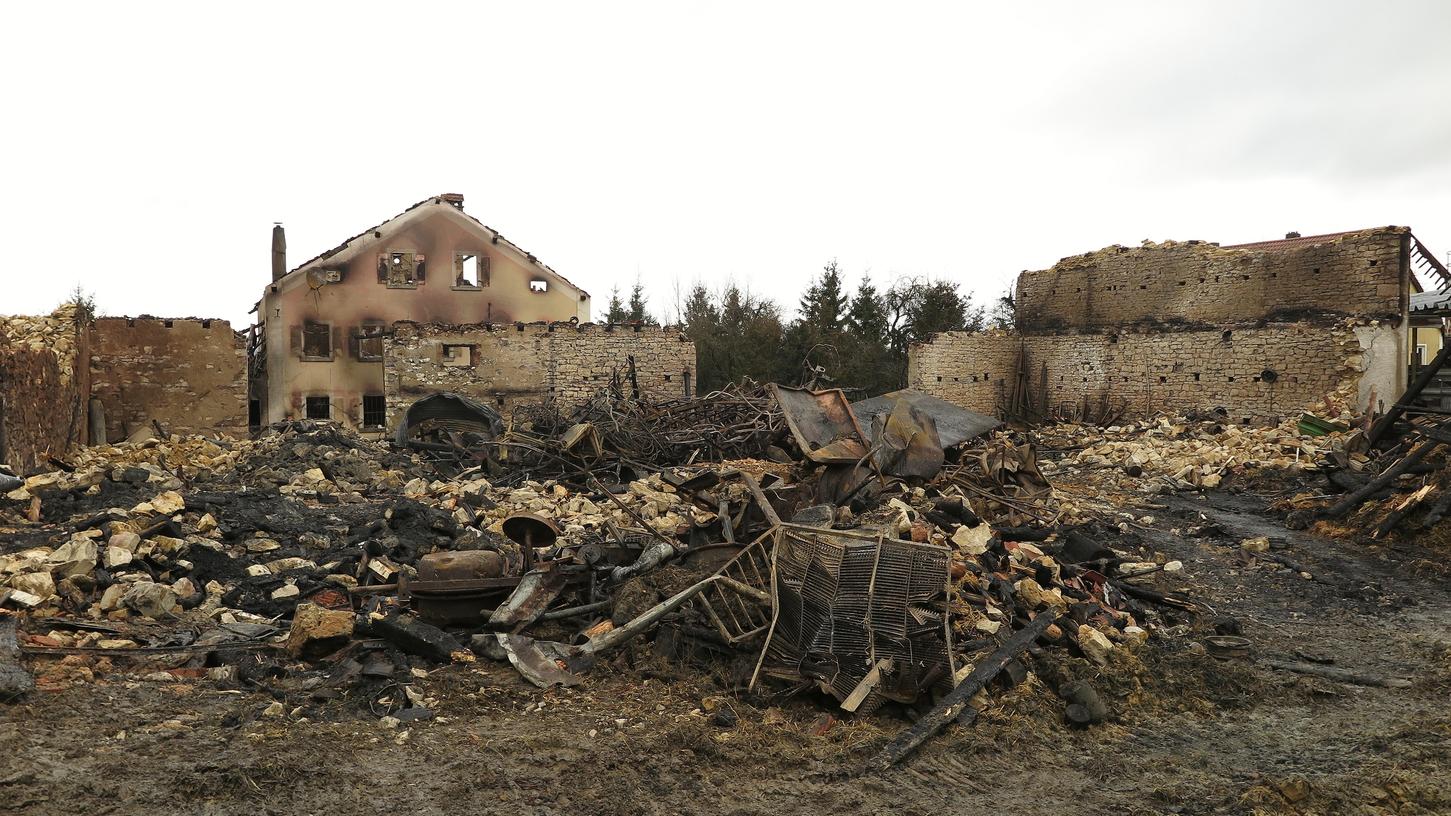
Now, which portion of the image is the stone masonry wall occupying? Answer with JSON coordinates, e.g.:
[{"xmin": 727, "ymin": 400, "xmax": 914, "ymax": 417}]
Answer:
[
  {"xmin": 909, "ymin": 322, "xmax": 1379, "ymax": 424},
  {"xmin": 90, "ymin": 317, "xmax": 249, "ymax": 442},
  {"xmin": 384, "ymin": 322, "xmax": 697, "ymax": 426},
  {"xmin": 1015, "ymin": 228, "xmax": 1408, "ymax": 330},
  {"xmin": 0, "ymin": 305, "xmax": 90, "ymax": 472}
]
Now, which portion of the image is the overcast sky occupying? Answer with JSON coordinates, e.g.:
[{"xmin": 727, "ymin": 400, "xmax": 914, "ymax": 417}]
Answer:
[{"xmin": 5, "ymin": 1, "xmax": 1450, "ymax": 328}]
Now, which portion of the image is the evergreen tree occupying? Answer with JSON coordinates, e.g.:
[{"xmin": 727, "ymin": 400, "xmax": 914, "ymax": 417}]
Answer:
[
  {"xmin": 840, "ymin": 275, "xmax": 893, "ymax": 394},
  {"xmin": 627, "ymin": 279, "xmax": 652, "ymax": 323},
  {"xmin": 846, "ymin": 275, "xmax": 888, "ymax": 344},
  {"xmin": 797, "ymin": 260, "xmax": 849, "ymax": 335},
  {"xmin": 678, "ymin": 267, "xmax": 989, "ymax": 396},
  {"xmin": 681, "ymin": 281, "xmax": 785, "ymax": 390},
  {"xmin": 604, "ymin": 286, "xmax": 627, "ymax": 324}
]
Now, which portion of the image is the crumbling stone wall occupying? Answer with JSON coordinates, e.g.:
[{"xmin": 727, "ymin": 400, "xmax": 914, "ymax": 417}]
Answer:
[
  {"xmin": 0, "ymin": 305, "xmax": 90, "ymax": 472},
  {"xmin": 90, "ymin": 317, "xmax": 249, "ymax": 442},
  {"xmin": 1015, "ymin": 228, "xmax": 1408, "ymax": 330},
  {"xmin": 384, "ymin": 322, "xmax": 696, "ymax": 426},
  {"xmin": 909, "ymin": 322, "xmax": 1386, "ymax": 424}
]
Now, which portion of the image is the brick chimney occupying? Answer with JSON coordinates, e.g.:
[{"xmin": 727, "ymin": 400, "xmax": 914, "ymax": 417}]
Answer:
[
  {"xmin": 440, "ymin": 193, "xmax": 465, "ymax": 209},
  {"xmin": 271, "ymin": 223, "xmax": 287, "ymax": 282}
]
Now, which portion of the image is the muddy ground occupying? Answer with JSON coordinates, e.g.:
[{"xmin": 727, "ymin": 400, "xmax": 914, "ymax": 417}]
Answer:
[{"xmin": 3, "ymin": 486, "xmax": 1450, "ymax": 816}]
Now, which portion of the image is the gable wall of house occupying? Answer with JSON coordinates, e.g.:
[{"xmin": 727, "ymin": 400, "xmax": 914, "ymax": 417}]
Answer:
[{"xmin": 257, "ymin": 204, "xmax": 592, "ymax": 427}]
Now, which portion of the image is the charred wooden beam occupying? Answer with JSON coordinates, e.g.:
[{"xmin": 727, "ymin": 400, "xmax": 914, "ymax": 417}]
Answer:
[
  {"xmin": 1368, "ymin": 342, "xmax": 1451, "ymax": 445},
  {"xmin": 864, "ymin": 612, "xmax": 1058, "ymax": 773},
  {"xmin": 1321, "ymin": 439, "xmax": 1440, "ymax": 519}
]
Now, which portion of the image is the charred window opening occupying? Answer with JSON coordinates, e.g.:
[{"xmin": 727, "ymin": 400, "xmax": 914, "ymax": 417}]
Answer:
[
  {"xmin": 454, "ymin": 252, "xmax": 489, "ymax": 289},
  {"xmin": 302, "ymin": 322, "xmax": 332, "ymax": 360},
  {"xmin": 356, "ymin": 323, "xmax": 385, "ymax": 361},
  {"xmin": 378, "ymin": 251, "xmax": 425, "ymax": 287},
  {"xmin": 305, "ymin": 395, "xmax": 330, "ymax": 420},
  {"xmin": 362, "ymin": 394, "xmax": 387, "ymax": 428},
  {"xmin": 441, "ymin": 344, "xmax": 473, "ymax": 367},
  {"xmin": 529, "ymin": 278, "xmax": 549, "ymax": 293}
]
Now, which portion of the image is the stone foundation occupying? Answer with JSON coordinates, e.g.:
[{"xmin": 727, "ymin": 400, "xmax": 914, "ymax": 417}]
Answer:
[{"xmin": 384, "ymin": 322, "xmax": 697, "ymax": 426}]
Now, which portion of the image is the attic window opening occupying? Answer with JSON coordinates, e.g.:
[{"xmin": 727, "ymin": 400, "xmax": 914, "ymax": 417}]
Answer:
[
  {"xmin": 529, "ymin": 278, "xmax": 549, "ymax": 293},
  {"xmin": 305, "ymin": 395, "xmax": 330, "ymax": 420},
  {"xmin": 379, "ymin": 251, "xmax": 425, "ymax": 287},
  {"xmin": 454, "ymin": 252, "xmax": 489, "ymax": 289}
]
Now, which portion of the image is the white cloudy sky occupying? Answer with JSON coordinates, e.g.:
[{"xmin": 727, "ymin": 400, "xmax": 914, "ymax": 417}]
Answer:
[{"xmin": 5, "ymin": 1, "xmax": 1450, "ymax": 327}]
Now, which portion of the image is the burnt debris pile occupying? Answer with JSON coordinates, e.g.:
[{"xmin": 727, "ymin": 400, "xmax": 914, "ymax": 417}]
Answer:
[{"xmin": 1, "ymin": 386, "xmax": 1203, "ymax": 764}]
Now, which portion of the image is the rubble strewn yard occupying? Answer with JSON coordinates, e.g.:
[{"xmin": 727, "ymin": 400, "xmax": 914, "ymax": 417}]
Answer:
[{"xmin": 4, "ymin": 385, "xmax": 1451, "ymax": 816}]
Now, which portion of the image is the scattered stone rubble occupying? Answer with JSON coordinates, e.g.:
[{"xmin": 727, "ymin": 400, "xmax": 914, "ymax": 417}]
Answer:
[
  {"xmin": 0, "ymin": 389, "xmax": 1262, "ymax": 764},
  {"xmin": 1039, "ymin": 412, "xmax": 1348, "ymax": 493}
]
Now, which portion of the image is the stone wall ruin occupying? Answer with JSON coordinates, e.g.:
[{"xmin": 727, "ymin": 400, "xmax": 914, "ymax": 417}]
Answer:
[
  {"xmin": 912, "ymin": 229, "xmax": 1411, "ymax": 423},
  {"xmin": 383, "ymin": 322, "xmax": 697, "ymax": 427},
  {"xmin": 90, "ymin": 317, "xmax": 249, "ymax": 442},
  {"xmin": 0, "ymin": 305, "xmax": 90, "ymax": 473}
]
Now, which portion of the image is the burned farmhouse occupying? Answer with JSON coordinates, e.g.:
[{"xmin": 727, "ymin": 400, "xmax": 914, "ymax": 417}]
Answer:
[
  {"xmin": 4, "ymin": 209, "xmax": 1451, "ymax": 814},
  {"xmin": 251, "ymin": 194, "xmax": 695, "ymax": 434}
]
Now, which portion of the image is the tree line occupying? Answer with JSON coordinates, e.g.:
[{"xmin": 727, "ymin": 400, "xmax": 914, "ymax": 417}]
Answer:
[{"xmin": 605, "ymin": 263, "xmax": 1011, "ymax": 397}]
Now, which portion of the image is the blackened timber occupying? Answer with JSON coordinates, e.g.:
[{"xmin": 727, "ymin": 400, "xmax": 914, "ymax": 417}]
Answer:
[
  {"xmin": 1369, "ymin": 342, "xmax": 1451, "ymax": 444},
  {"xmin": 1322, "ymin": 438, "xmax": 1441, "ymax": 519},
  {"xmin": 864, "ymin": 612, "xmax": 1058, "ymax": 773}
]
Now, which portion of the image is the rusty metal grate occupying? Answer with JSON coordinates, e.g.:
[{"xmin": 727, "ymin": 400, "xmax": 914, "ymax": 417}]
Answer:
[{"xmin": 755, "ymin": 524, "xmax": 954, "ymax": 713}]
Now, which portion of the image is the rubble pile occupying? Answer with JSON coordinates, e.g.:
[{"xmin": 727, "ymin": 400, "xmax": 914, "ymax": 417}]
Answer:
[
  {"xmin": 1039, "ymin": 413, "xmax": 1347, "ymax": 493},
  {"xmin": 0, "ymin": 386, "xmax": 1202, "ymax": 767},
  {"xmin": 0, "ymin": 302, "xmax": 83, "ymax": 382}
]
